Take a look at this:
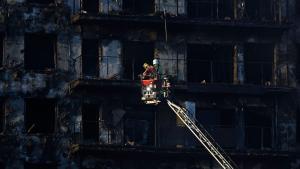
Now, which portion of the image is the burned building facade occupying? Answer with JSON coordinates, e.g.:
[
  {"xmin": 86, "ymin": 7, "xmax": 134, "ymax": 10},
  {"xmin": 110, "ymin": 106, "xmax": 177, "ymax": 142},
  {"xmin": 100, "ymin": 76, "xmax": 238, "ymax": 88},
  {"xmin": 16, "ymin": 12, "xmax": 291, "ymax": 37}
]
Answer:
[{"xmin": 0, "ymin": 0, "xmax": 299, "ymax": 168}]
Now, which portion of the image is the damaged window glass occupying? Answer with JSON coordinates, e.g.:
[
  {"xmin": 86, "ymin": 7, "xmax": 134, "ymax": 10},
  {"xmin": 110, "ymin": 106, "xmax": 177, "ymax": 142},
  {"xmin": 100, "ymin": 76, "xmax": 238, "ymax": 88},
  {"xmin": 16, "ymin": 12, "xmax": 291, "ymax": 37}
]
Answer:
[{"xmin": 187, "ymin": 44, "xmax": 233, "ymax": 83}]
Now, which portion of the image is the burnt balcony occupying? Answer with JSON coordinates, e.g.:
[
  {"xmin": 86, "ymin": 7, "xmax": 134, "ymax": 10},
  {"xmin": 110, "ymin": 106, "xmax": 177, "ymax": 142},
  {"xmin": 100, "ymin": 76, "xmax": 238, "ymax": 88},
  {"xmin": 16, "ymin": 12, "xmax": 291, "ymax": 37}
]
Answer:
[
  {"xmin": 71, "ymin": 120, "xmax": 291, "ymax": 158},
  {"xmin": 68, "ymin": 54, "xmax": 295, "ymax": 96},
  {"xmin": 70, "ymin": 0, "xmax": 290, "ymax": 33}
]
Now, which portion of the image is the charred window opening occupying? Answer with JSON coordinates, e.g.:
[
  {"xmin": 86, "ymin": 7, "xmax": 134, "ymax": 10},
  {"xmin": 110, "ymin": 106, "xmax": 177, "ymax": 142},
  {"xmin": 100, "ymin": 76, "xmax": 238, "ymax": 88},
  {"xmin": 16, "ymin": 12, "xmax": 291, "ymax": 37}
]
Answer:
[
  {"xmin": 99, "ymin": 40, "xmax": 122, "ymax": 79},
  {"xmin": 187, "ymin": 44, "xmax": 233, "ymax": 83},
  {"xmin": 27, "ymin": 0, "xmax": 54, "ymax": 4},
  {"xmin": 218, "ymin": 0, "xmax": 234, "ymax": 19},
  {"xmin": 124, "ymin": 107, "xmax": 154, "ymax": 146},
  {"xmin": 24, "ymin": 162, "xmax": 56, "ymax": 169},
  {"xmin": 81, "ymin": 0, "xmax": 99, "ymax": 14},
  {"xmin": 196, "ymin": 108, "xmax": 236, "ymax": 148},
  {"xmin": 82, "ymin": 39, "xmax": 99, "ymax": 78},
  {"xmin": 123, "ymin": 42, "xmax": 153, "ymax": 80},
  {"xmin": 188, "ymin": 0, "xmax": 233, "ymax": 19},
  {"xmin": 244, "ymin": 107, "xmax": 272, "ymax": 149},
  {"xmin": 0, "ymin": 101, "xmax": 4, "ymax": 133},
  {"xmin": 25, "ymin": 98, "xmax": 56, "ymax": 134},
  {"xmin": 196, "ymin": 108, "xmax": 236, "ymax": 127},
  {"xmin": 24, "ymin": 34, "xmax": 56, "ymax": 71},
  {"xmin": 244, "ymin": 0, "xmax": 273, "ymax": 21},
  {"xmin": 123, "ymin": 0, "xmax": 155, "ymax": 14},
  {"xmin": 82, "ymin": 104, "xmax": 99, "ymax": 141},
  {"xmin": 244, "ymin": 43, "xmax": 273, "ymax": 85}
]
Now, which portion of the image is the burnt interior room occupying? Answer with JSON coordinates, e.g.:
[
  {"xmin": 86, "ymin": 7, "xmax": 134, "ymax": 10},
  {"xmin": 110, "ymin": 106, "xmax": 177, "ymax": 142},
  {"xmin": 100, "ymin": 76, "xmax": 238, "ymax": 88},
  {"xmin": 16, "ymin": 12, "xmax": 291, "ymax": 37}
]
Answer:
[
  {"xmin": 244, "ymin": 0, "xmax": 273, "ymax": 21},
  {"xmin": 25, "ymin": 98, "xmax": 56, "ymax": 134},
  {"xmin": 81, "ymin": 0, "xmax": 99, "ymax": 14},
  {"xmin": 27, "ymin": 0, "xmax": 54, "ymax": 4},
  {"xmin": 244, "ymin": 43, "xmax": 273, "ymax": 85},
  {"xmin": 24, "ymin": 34, "xmax": 56, "ymax": 71},
  {"xmin": 82, "ymin": 103, "xmax": 99, "ymax": 141},
  {"xmin": 24, "ymin": 162, "xmax": 56, "ymax": 169},
  {"xmin": 188, "ymin": 0, "xmax": 233, "ymax": 19},
  {"xmin": 244, "ymin": 107, "xmax": 272, "ymax": 149},
  {"xmin": 187, "ymin": 44, "xmax": 233, "ymax": 83},
  {"xmin": 196, "ymin": 107, "xmax": 237, "ymax": 148},
  {"xmin": 123, "ymin": 106, "xmax": 154, "ymax": 146},
  {"xmin": 122, "ymin": 0, "xmax": 155, "ymax": 14},
  {"xmin": 123, "ymin": 41, "xmax": 153, "ymax": 80},
  {"xmin": 82, "ymin": 39, "xmax": 99, "ymax": 78}
]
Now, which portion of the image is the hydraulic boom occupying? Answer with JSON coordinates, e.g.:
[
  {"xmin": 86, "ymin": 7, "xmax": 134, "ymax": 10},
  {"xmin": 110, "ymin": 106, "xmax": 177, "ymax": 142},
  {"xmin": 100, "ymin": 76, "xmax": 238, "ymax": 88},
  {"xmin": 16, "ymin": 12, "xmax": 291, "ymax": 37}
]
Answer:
[{"xmin": 166, "ymin": 99, "xmax": 238, "ymax": 169}]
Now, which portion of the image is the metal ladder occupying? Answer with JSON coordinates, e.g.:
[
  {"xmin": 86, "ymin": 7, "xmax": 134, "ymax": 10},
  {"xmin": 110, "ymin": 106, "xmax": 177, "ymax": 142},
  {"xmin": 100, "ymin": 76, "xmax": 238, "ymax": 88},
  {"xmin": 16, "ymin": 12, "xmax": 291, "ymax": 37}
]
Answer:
[{"xmin": 167, "ymin": 99, "xmax": 238, "ymax": 169}]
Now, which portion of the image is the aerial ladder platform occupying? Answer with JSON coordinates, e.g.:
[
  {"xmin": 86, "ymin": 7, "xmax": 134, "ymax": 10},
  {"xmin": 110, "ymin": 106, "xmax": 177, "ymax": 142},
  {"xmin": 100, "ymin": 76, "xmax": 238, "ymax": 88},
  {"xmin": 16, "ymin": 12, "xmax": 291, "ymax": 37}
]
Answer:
[{"xmin": 141, "ymin": 75, "xmax": 238, "ymax": 169}]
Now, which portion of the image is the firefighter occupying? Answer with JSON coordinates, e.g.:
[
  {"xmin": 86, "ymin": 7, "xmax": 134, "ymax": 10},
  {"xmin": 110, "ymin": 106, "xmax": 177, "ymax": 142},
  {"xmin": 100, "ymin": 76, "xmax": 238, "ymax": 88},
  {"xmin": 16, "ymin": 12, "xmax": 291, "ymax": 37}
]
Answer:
[{"xmin": 142, "ymin": 63, "xmax": 157, "ymax": 80}]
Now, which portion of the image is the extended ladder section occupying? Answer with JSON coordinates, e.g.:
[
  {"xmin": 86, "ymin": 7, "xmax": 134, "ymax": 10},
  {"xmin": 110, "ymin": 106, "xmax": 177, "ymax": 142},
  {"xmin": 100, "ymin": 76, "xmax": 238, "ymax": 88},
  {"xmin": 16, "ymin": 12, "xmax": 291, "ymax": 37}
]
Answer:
[{"xmin": 166, "ymin": 99, "xmax": 238, "ymax": 169}]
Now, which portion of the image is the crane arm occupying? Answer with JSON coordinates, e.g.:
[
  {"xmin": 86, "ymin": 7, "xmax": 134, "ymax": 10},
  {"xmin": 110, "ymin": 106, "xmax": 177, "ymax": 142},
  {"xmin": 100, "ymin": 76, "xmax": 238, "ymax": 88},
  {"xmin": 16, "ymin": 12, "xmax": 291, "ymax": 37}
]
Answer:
[{"xmin": 166, "ymin": 99, "xmax": 238, "ymax": 169}]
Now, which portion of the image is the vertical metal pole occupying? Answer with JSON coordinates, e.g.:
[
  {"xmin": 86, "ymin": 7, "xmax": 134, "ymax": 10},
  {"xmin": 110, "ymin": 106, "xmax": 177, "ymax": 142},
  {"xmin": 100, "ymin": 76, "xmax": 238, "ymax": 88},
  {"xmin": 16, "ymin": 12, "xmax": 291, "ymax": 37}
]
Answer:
[
  {"xmin": 164, "ymin": 9, "xmax": 168, "ymax": 42},
  {"xmin": 107, "ymin": 56, "xmax": 109, "ymax": 78},
  {"xmin": 80, "ymin": 0, "xmax": 82, "ymax": 12},
  {"xmin": 176, "ymin": 0, "xmax": 179, "ymax": 15},
  {"xmin": 216, "ymin": 0, "xmax": 219, "ymax": 19},
  {"xmin": 261, "ymin": 127, "xmax": 264, "ymax": 149},
  {"xmin": 154, "ymin": 110, "xmax": 157, "ymax": 147},
  {"xmin": 261, "ymin": 63, "xmax": 264, "ymax": 85},
  {"xmin": 73, "ymin": 0, "xmax": 75, "ymax": 14},
  {"xmin": 233, "ymin": 45, "xmax": 238, "ymax": 84},
  {"xmin": 273, "ymin": 96, "xmax": 278, "ymax": 150},
  {"xmin": 132, "ymin": 58, "xmax": 135, "ymax": 80},
  {"xmin": 233, "ymin": 0, "xmax": 237, "ymax": 19},
  {"xmin": 210, "ymin": 60, "xmax": 214, "ymax": 83},
  {"xmin": 107, "ymin": 0, "xmax": 110, "ymax": 14},
  {"xmin": 176, "ymin": 51, "xmax": 179, "ymax": 81}
]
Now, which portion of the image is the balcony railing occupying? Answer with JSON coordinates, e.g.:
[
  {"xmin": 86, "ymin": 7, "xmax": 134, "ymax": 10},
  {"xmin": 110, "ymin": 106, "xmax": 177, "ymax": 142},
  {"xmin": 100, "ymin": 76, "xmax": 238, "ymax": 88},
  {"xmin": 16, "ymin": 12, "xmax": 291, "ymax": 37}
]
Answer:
[
  {"xmin": 71, "ymin": 120, "xmax": 290, "ymax": 152},
  {"xmin": 70, "ymin": 0, "xmax": 283, "ymax": 24},
  {"xmin": 71, "ymin": 0, "xmax": 183, "ymax": 16},
  {"xmin": 73, "ymin": 54, "xmax": 292, "ymax": 87},
  {"xmin": 72, "ymin": 121, "xmax": 124, "ymax": 145}
]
